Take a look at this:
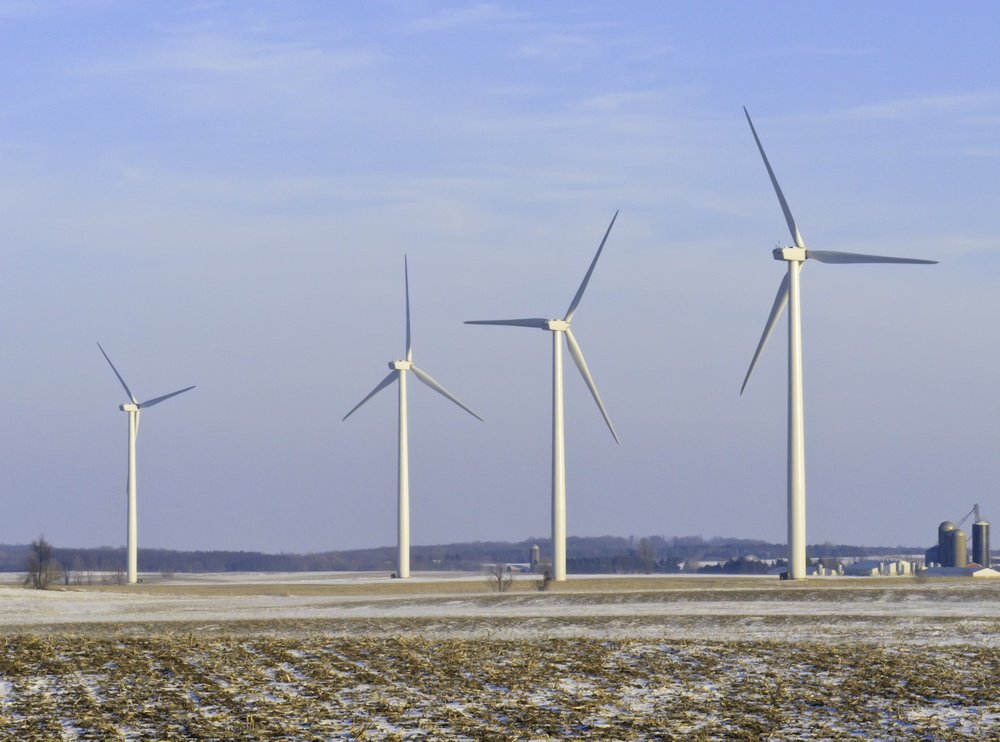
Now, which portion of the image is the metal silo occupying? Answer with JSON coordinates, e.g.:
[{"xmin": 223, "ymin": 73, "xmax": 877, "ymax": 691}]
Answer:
[
  {"xmin": 973, "ymin": 519, "xmax": 991, "ymax": 568},
  {"xmin": 938, "ymin": 521, "xmax": 956, "ymax": 567},
  {"xmin": 951, "ymin": 528, "xmax": 968, "ymax": 568}
]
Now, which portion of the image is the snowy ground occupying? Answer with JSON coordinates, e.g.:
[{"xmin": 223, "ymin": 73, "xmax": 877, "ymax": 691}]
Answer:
[
  {"xmin": 2, "ymin": 571, "xmax": 999, "ymax": 644},
  {"xmin": 1, "ymin": 573, "xmax": 997, "ymax": 739}
]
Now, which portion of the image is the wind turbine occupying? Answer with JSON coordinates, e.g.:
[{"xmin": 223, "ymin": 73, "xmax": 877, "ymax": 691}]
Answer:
[
  {"xmin": 98, "ymin": 343, "xmax": 195, "ymax": 585},
  {"xmin": 343, "ymin": 257, "xmax": 482, "ymax": 579},
  {"xmin": 740, "ymin": 108, "xmax": 936, "ymax": 580},
  {"xmin": 466, "ymin": 211, "xmax": 620, "ymax": 582}
]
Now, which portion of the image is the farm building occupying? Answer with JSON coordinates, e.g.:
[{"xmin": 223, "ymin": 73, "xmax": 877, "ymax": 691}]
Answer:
[{"xmin": 843, "ymin": 559, "xmax": 913, "ymax": 577}]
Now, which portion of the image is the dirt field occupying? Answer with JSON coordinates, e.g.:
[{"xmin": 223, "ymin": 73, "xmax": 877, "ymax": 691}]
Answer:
[{"xmin": 1, "ymin": 573, "xmax": 997, "ymax": 739}]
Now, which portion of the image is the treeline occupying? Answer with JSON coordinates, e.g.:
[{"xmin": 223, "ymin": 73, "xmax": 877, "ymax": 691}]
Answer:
[
  {"xmin": 0, "ymin": 535, "xmax": 923, "ymax": 575},
  {"xmin": 570, "ymin": 556, "xmax": 782, "ymax": 576}
]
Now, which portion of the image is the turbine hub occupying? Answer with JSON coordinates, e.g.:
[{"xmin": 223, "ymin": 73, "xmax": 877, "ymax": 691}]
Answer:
[
  {"xmin": 546, "ymin": 319, "xmax": 570, "ymax": 331},
  {"xmin": 774, "ymin": 247, "xmax": 806, "ymax": 262},
  {"xmin": 391, "ymin": 360, "xmax": 412, "ymax": 371}
]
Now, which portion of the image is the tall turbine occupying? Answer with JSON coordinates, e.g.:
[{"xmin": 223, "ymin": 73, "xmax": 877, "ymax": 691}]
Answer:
[
  {"xmin": 740, "ymin": 108, "xmax": 936, "ymax": 579},
  {"xmin": 343, "ymin": 257, "xmax": 482, "ymax": 579},
  {"xmin": 466, "ymin": 211, "xmax": 620, "ymax": 582},
  {"xmin": 98, "ymin": 343, "xmax": 195, "ymax": 585}
]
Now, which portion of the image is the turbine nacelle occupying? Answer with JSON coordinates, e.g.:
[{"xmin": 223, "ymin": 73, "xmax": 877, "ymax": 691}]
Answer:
[
  {"xmin": 774, "ymin": 247, "xmax": 806, "ymax": 262},
  {"xmin": 120, "ymin": 403, "xmax": 139, "ymax": 412},
  {"xmin": 391, "ymin": 360, "xmax": 413, "ymax": 371},
  {"xmin": 546, "ymin": 319, "xmax": 570, "ymax": 332}
]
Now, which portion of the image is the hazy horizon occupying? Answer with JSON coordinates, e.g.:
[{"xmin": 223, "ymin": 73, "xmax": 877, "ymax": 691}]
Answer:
[
  {"xmin": 5, "ymin": 531, "xmax": 934, "ymax": 557},
  {"xmin": 1, "ymin": 2, "xmax": 997, "ymax": 554}
]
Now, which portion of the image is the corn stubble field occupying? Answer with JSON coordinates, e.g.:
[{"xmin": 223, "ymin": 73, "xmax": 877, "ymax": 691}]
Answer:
[{"xmin": 1, "ymin": 576, "xmax": 998, "ymax": 739}]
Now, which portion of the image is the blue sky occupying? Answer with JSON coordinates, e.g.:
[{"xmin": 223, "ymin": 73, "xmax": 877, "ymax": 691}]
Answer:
[{"xmin": 1, "ymin": 1, "xmax": 997, "ymax": 554}]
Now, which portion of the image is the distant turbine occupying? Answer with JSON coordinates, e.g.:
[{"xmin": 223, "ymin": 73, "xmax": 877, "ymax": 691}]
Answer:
[
  {"xmin": 98, "ymin": 343, "xmax": 195, "ymax": 585},
  {"xmin": 343, "ymin": 257, "xmax": 482, "ymax": 579},
  {"xmin": 740, "ymin": 108, "xmax": 937, "ymax": 580},
  {"xmin": 466, "ymin": 211, "xmax": 620, "ymax": 582}
]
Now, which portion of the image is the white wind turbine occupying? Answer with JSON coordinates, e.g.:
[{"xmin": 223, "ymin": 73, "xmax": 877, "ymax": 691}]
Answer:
[
  {"xmin": 466, "ymin": 211, "xmax": 620, "ymax": 582},
  {"xmin": 98, "ymin": 343, "xmax": 195, "ymax": 585},
  {"xmin": 740, "ymin": 108, "xmax": 937, "ymax": 580},
  {"xmin": 343, "ymin": 257, "xmax": 482, "ymax": 579}
]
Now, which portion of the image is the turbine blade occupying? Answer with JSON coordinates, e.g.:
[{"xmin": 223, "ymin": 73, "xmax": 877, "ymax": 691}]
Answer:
[
  {"xmin": 464, "ymin": 318, "xmax": 549, "ymax": 328},
  {"xmin": 564, "ymin": 328, "xmax": 619, "ymax": 444},
  {"xmin": 807, "ymin": 250, "xmax": 938, "ymax": 265},
  {"xmin": 138, "ymin": 385, "xmax": 195, "ymax": 409},
  {"xmin": 343, "ymin": 371, "xmax": 397, "ymax": 421},
  {"xmin": 410, "ymin": 365, "xmax": 483, "ymax": 421},
  {"xmin": 565, "ymin": 210, "xmax": 618, "ymax": 322},
  {"xmin": 134, "ymin": 408, "xmax": 141, "ymax": 437},
  {"xmin": 741, "ymin": 273, "xmax": 789, "ymax": 395},
  {"xmin": 97, "ymin": 342, "xmax": 137, "ymax": 404},
  {"xmin": 404, "ymin": 255, "xmax": 412, "ymax": 362},
  {"xmin": 744, "ymin": 107, "xmax": 805, "ymax": 249}
]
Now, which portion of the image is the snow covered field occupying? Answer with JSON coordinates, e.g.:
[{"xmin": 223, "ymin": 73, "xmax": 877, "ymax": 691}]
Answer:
[
  {"xmin": 0, "ymin": 573, "xmax": 997, "ymax": 738},
  {"xmin": 3, "ymin": 571, "xmax": 999, "ymax": 644}
]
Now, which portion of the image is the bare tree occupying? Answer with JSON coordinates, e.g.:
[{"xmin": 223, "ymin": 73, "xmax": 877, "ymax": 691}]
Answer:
[
  {"xmin": 23, "ymin": 536, "xmax": 59, "ymax": 589},
  {"xmin": 485, "ymin": 563, "xmax": 514, "ymax": 592},
  {"xmin": 536, "ymin": 567, "xmax": 552, "ymax": 591}
]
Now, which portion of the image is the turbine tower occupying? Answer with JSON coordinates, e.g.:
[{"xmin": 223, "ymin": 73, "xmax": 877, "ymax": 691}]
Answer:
[
  {"xmin": 740, "ymin": 108, "xmax": 936, "ymax": 580},
  {"xmin": 343, "ymin": 257, "xmax": 482, "ymax": 579},
  {"xmin": 467, "ymin": 211, "xmax": 620, "ymax": 582},
  {"xmin": 98, "ymin": 343, "xmax": 195, "ymax": 585}
]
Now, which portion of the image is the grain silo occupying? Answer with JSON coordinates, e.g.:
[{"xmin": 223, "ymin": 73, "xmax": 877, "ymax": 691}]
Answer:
[
  {"xmin": 951, "ymin": 528, "xmax": 968, "ymax": 568},
  {"xmin": 972, "ymin": 517, "xmax": 991, "ymax": 568},
  {"xmin": 938, "ymin": 521, "xmax": 956, "ymax": 567}
]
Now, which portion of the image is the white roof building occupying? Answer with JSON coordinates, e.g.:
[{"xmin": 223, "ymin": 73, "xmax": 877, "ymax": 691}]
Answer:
[
  {"xmin": 843, "ymin": 559, "xmax": 913, "ymax": 577},
  {"xmin": 921, "ymin": 566, "xmax": 1000, "ymax": 578}
]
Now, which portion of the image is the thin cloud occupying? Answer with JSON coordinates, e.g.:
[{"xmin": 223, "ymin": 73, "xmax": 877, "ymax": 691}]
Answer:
[
  {"xmin": 68, "ymin": 30, "xmax": 387, "ymax": 124},
  {"xmin": 577, "ymin": 90, "xmax": 662, "ymax": 112},
  {"xmin": 752, "ymin": 45, "xmax": 871, "ymax": 58},
  {"xmin": 516, "ymin": 33, "xmax": 601, "ymax": 60},
  {"xmin": 513, "ymin": 18, "xmax": 640, "ymax": 64},
  {"xmin": 80, "ymin": 34, "xmax": 382, "ymax": 79},
  {"xmin": 405, "ymin": 3, "xmax": 523, "ymax": 33},
  {"xmin": 834, "ymin": 93, "xmax": 1000, "ymax": 121}
]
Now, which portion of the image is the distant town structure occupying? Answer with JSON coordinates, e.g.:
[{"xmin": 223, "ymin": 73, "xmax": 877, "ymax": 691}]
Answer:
[
  {"xmin": 786, "ymin": 507, "xmax": 1000, "ymax": 579},
  {"xmin": 924, "ymin": 504, "xmax": 991, "ymax": 569}
]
